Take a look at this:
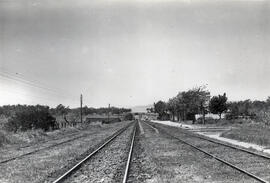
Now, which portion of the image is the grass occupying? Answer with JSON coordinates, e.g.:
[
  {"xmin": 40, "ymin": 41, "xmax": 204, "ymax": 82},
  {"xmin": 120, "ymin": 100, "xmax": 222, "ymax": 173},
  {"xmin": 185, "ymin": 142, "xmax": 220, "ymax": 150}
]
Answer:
[
  {"xmin": 185, "ymin": 118, "xmax": 270, "ymax": 147},
  {"xmin": 0, "ymin": 130, "xmax": 10, "ymax": 146},
  {"xmin": 221, "ymin": 123, "xmax": 270, "ymax": 147},
  {"xmin": 0, "ymin": 129, "xmax": 49, "ymax": 147},
  {"xmin": 197, "ymin": 118, "xmax": 253, "ymax": 126},
  {"xmin": 0, "ymin": 115, "xmax": 8, "ymax": 129},
  {"xmin": 0, "ymin": 121, "xmax": 131, "ymax": 183},
  {"xmin": 0, "ymin": 122, "xmax": 102, "ymax": 148}
]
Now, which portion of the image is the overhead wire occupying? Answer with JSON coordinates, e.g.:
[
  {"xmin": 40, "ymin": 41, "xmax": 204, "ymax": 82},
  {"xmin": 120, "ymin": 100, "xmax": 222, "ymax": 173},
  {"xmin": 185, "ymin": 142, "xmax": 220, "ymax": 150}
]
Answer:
[
  {"xmin": 0, "ymin": 69, "xmax": 78, "ymax": 103},
  {"xmin": 0, "ymin": 89, "xmax": 57, "ymax": 104},
  {"xmin": 0, "ymin": 70, "xmax": 74, "ymax": 95}
]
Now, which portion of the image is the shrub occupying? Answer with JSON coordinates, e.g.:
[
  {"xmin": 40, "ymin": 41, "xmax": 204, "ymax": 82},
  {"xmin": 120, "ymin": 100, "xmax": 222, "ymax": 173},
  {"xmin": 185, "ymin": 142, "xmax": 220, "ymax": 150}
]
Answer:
[
  {"xmin": 197, "ymin": 117, "xmax": 217, "ymax": 124},
  {"xmin": 0, "ymin": 130, "xmax": 9, "ymax": 146},
  {"xmin": 255, "ymin": 111, "xmax": 270, "ymax": 125},
  {"xmin": 4, "ymin": 105, "xmax": 57, "ymax": 132},
  {"xmin": 124, "ymin": 113, "xmax": 134, "ymax": 121},
  {"xmin": 221, "ymin": 123, "xmax": 270, "ymax": 146},
  {"xmin": 0, "ymin": 115, "xmax": 9, "ymax": 130}
]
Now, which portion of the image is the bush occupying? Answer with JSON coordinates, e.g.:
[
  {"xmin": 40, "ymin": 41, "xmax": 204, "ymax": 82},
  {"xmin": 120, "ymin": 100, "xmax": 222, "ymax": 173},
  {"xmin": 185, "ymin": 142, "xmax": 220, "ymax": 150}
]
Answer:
[
  {"xmin": 0, "ymin": 130, "xmax": 9, "ymax": 146},
  {"xmin": 124, "ymin": 113, "xmax": 134, "ymax": 121},
  {"xmin": 0, "ymin": 115, "xmax": 9, "ymax": 130},
  {"xmin": 4, "ymin": 105, "xmax": 57, "ymax": 132},
  {"xmin": 255, "ymin": 111, "xmax": 270, "ymax": 125},
  {"xmin": 225, "ymin": 113, "xmax": 234, "ymax": 120},
  {"xmin": 221, "ymin": 123, "xmax": 270, "ymax": 146},
  {"xmin": 197, "ymin": 117, "xmax": 217, "ymax": 124}
]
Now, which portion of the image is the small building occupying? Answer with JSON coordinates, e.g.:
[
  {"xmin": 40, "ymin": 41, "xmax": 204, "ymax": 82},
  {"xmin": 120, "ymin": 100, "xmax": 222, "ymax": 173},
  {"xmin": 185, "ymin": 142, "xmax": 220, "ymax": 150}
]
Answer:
[
  {"xmin": 85, "ymin": 114, "xmax": 121, "ymax": 124},
  {"xmin": 195, "ymin": 113, "xmax": 225, "ymax": 120},
  {"xmin": 133, "ymin": 112, "xmax": 158, "ymax": 121}
]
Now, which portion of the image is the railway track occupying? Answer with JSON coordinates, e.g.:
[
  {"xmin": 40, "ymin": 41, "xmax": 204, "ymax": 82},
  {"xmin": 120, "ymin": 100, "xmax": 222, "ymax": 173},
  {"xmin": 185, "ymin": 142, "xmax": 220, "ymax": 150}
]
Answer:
[
  {"xmin": 0, "ymin": 122, "xmax": 133, "ymax": 164},
  {"xmin": 169, "ymin": 125, "xmax": 270, "ymax": 159},
  {"xmin": 52, "ymin": 122, "xmax": 137, "ymax": 183},
  {"xmin": 145, "ymin": 121, "xmax": 270, "ymax": 183},
  {"xmin": 0, "ymin": 131, "xmax": 97, "ymax": 164},
  {"xmin": 11, "ymin": 130, "xmax": 83, "ymax": 150}
]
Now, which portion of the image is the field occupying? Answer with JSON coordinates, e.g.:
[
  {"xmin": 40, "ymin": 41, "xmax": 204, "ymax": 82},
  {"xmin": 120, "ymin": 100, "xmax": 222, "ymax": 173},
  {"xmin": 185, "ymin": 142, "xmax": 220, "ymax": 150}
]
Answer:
[
  {"xmin": 221, "ymin": 123, "xmax": 270, "ymax": 147},
  {"xmin": 196, "ymin": 119, "xmax": 270, "ymax": 147},
  {"xmin": 0, "ymin": 121, "xmax": 130, "ymax": 183},
  {"xmin": 183, "ymin": 118, "xmax": 270, "ymax": 148},
  {"xmin": 164, "ymin": 118, "xmax": 270, "ymax": 148}
]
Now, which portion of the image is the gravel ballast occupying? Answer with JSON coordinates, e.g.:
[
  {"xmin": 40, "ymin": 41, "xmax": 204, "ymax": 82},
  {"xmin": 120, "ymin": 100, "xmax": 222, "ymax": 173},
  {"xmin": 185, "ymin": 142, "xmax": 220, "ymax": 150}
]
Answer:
[
  {"xmin": 127, "ymin": 122, "xmax": 158, "ymax": 183},
  {"xmin": 152, "ymin": 122, "xmax": 270, "ymax": 182},
  {"xmin": 0, "ymin": 121, "xmax": 132, "ymax": 183},
  {"xmin": 139, "ymin": 121, "xmax": 256, "ymax": 183},
  {"xmin": 2, "ymin": 120, "xmax": 267, "ymax": 183},
  {"xmin": 63, "ymin": 124, "xmax": 135, "ymax": 183}
]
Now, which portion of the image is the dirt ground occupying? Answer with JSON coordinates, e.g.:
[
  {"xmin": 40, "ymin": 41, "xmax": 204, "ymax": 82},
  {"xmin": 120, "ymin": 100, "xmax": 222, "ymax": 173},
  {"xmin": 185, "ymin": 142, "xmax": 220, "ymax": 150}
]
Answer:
[
  {"xmin": 148, "ymin": 122, "xmax": 270, "ymax": 182},
  {"xmin": 1, "ymin": 120, "xmax": 267, "ymax": 182},
  {"xmin": 137, "ymin": 121, "xmax": 256, "ymax": 183},
  {"xmin": 0, "ymin": 121, "xmax": 131, "ymax": 183},
  {"xmin": 63, "ymin": 124, "xmax": 135, "ymax": 183}
]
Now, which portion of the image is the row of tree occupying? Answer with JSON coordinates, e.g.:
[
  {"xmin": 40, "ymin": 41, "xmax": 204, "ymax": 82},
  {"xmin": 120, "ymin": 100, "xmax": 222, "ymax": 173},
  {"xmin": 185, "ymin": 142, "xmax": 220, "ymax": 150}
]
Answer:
[
  {"xmin": 227, "ymin": 99, "xmax": 270, "ymax": 123},
  {"xmin": 49, "ymin": 104, "xmax": 131, "ymax": 116},
  {"xmin": 0, "ymin": 104, "xmax": 131, "ymax": 117},
  {"xmin": 0, "ymin": 104, "xmax": 131, "ymax": 132},
  {"xmin": 3, "ymin": 105, "xmax": 56, "ymax": 132},
  {"xmin": 153, "ymin": 86, "xmax": 270, "ymax": 124},
  {"xmin": 154, "ymin": 86, "xmax": 214, "ymax": 123}
]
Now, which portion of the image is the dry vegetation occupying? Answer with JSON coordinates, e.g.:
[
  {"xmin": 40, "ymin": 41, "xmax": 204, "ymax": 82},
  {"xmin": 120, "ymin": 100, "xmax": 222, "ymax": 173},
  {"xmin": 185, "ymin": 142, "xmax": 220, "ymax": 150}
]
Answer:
[
  {"xmin": 0, "ymin": 123, "xmax": 87, "ymax": 148},
  {"xmin": 139, "ymin": 122, "xmax": 254, "ymax": 182},
  {"xmin": 221, "ymin": 123, "xmax": 270, "ymax": 147},
  {"xmin": 182, "ymin": 118, "xmax": 270, "ymax": 147},
  {"xmin": 0, "ymin": 121, "xmax": 131, "ymax": 183}
]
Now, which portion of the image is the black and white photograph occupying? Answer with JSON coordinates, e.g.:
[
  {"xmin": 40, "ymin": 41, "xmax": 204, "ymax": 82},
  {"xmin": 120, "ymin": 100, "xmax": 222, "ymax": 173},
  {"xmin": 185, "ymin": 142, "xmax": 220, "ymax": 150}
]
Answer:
[{"xmin": 0, "ymin": 0, "xmax": 270, "ymax": 182}]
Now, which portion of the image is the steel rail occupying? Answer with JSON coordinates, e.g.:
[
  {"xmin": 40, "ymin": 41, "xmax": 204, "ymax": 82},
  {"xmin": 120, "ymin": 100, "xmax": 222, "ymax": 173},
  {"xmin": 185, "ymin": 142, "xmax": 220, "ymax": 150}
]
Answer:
[
  {"xmin": 145, "ymin": 122, "xmax": 269, "ymax": 183},
  {"xmin": 122, "ymin": 123, "xmax": 137, "ymax": 183},
  {"xmin": 149, "ymin": 121, "xmax": 270, "ymax": 160},
  {"xmin": 0, "ymin": 133, "xmax": 91, "ymax": 164},
  {"xmin": 11, "ymin": 131, "xmax": 83, "ymax": 150},
  {"xmin": 52, "ymin": 122, "xmax": 134, "ymax": 183},
  {"xmin": 143, "ymin": 121, "xmax": 159, "ymax": 133}
]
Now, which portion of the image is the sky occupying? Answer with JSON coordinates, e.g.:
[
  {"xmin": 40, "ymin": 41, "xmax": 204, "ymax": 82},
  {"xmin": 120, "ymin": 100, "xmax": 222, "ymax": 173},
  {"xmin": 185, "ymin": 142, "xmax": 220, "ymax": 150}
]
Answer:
[{"xmin": 0, "ymin": 0, "xmax": 269, "ymax": 108}]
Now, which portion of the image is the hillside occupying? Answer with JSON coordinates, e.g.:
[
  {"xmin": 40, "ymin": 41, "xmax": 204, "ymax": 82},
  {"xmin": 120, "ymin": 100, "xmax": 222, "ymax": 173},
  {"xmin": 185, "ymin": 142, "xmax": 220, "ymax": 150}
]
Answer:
[{"xmin": 130, "ymin": 104, "xmax": 153, "ymax": 113}]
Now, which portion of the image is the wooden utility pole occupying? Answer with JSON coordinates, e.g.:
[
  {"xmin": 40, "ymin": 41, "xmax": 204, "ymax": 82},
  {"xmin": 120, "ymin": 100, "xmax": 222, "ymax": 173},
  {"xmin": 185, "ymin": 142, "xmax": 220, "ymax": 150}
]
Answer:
[
  {"xmin": 108, "ymin": 104, "xmax": 110, "ymax": 123},
  {"xmin": 80, "ymin": 94, "xmax": 83, "ymax": 123}
]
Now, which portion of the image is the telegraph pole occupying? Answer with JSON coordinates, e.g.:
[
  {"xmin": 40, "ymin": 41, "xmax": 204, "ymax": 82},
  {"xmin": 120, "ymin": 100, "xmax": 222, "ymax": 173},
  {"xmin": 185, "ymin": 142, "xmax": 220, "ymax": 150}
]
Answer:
[
  {"xmin": 80, "ymin": 94, "xmax": 83, "ymax": 123},
  {"xmin": 108, "ymin": 103, "xmax": 110, "ymax": 123}
]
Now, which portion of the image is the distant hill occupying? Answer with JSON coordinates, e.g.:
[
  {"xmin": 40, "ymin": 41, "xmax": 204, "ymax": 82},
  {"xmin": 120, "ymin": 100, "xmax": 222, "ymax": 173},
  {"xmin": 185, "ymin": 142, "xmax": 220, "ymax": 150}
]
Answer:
[{"xmin": 130, "ymin": 104, "xmax": 153, "ymax": 113}]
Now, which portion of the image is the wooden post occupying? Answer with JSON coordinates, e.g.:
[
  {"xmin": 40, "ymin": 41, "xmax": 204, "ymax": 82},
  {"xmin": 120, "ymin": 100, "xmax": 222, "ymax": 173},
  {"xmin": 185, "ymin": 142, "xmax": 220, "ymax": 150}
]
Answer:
[
  {"xmin": 80, "ymin": 94, "xmax": 83, "ymax": 123},
  {"xmin": 108, "ymin": 104, "xmax": 110, "ymax": 123}
]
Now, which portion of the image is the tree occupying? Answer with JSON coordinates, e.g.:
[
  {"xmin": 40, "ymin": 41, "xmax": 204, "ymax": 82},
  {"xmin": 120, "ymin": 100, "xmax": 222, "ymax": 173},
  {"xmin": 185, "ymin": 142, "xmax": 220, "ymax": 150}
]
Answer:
[
  {"xmin": 124, "ymin": 113, "xmax": 134, "ymax": 121},
  {"xmin": 209, "ymin": 93, "xmax": 228, "ymax": 119},
  {"xmin": 154, "ymin": 101, "xmax": 168, "ymax": 120},
  {"xmin": 146, "ymin": 107, "xmax": 155, "ymax": 113},
  {"xmin": 55, "ymin": 104, "xmax": 69, "ymax": 116},
  {"xmin": 175, "ymin": 86, "xmax": 210, "ymax": 123},
  {"xmin": 175, "ymin": 92, "xmax": 186, "ymax": 121},
  {"xmin": 167, "ymin": 97, "xmax": 177, "ymax": 121},
  {"xmin": 5, "ymin": 105, "xmax": 56, "ymax": 132},
  {"xmin": 266, "ymin": 96, "xmax": 270, "ymax": 104},
  {"xmin": 193, "ymin": 86, "xmax": 211, "ymax": 124}
]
